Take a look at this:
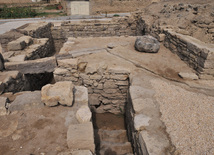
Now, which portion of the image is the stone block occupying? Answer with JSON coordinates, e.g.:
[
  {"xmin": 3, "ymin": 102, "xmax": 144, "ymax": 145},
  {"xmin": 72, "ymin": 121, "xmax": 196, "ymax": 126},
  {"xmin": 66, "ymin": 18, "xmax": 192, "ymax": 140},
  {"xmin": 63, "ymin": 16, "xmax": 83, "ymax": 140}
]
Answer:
[
  {"xmin": 110, "ymin": 74, "xmax": 128, "ymax": 80},
  {"xmin": 115, "ymin": 81, "xmax": 129, "ymax": 86},
  {"xmin": 76, "ymin": 105, "xmax": 92, "ymax": 123},
  {"xmin": 104, "ymin": 81, "xmax": 118, "ymax": 89},
  {"xmin": 7, "ymin": 36, "xmax": 33, "ymax": 51},
  {"xmin": 139, "ymin": 130, "xmax": 170, "ymax": 155},
  {"xmin": 74, "ymin": 86, "xmax": 88, "ymax": 105},
  {"xmin": 57, "ymin": 58, "xmax": 78, "ymax": 69},
  {"xmin": 129, "ymin": 86, "xmax": 155, "ymax": 100},
  {"xmin": 67, "ymin": 122, "xmax": 95, "ymax": 153},
  {"xmin": 5, "ymin": 57, "xmax": 56, "ymax": 74},
  {"xmin": 178, "ymin": 72, "xmax": 198, "ymax": 80},
  {"xmin": 134, "ymin": 114, "xmax": 151, "ymax": 131},
  {"xmin": 0, "ymin": 97, "xmax": 7, "ymax": 115},
  {"xmin": 54, "ymin": 68, "xmax": 69, "ymax": 75},
  {"xmin": 8, "ymin": 91, "xmax": 43, "ymax": 113},
  {"xmin": 8, "ymin": 54, "xmax": 26, "ymax": 62},
  {"xmin": 41, "ymin": 81, "xmax": 74, "ymax": 106},
  {"xmin": 89, "ymin": 94, "xmax": 100, "ymax": 106}
]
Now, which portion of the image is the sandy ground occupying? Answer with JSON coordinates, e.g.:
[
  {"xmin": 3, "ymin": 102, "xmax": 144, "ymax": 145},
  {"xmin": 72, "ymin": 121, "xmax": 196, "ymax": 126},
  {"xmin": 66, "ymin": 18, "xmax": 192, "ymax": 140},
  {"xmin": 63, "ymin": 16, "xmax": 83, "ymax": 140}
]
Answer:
[{"xmin": 151, "ymin": 79, "xmax": 214, "ymax": 155}]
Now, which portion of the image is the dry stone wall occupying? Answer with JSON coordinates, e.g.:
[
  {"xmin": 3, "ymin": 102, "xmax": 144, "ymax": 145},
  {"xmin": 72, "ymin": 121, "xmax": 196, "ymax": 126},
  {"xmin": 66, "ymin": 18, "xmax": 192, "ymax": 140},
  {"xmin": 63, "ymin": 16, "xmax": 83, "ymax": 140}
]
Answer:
[
  {"xmin": 54, "ymin": 58, "xmax": 130, "ymax": 114},
  {"xmin": 51, "ymin": 17, "xmax": 138, "ymax": 52},
  {"xmin": 162, "ymin": 29, "xmax": 214, "ymax": 80}
]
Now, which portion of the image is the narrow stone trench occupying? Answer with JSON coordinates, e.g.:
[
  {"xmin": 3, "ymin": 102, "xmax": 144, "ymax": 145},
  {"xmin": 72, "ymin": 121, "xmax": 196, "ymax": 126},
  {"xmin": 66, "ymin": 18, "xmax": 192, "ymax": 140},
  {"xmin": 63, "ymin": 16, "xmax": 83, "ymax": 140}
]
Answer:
[{"xmin": 92, "ymin": 113, "xmax": 133, "ymax": 155}]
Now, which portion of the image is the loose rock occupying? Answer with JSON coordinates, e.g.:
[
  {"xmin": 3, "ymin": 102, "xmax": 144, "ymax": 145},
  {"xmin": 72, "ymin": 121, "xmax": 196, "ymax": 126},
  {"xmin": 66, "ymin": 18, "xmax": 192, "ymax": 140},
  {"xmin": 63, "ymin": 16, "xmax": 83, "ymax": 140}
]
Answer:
[
  {"xmin": 135, "ymin": 35, "xmax": 160, "ymax": 53},
  {"xmin": 41, "ymin": 81, "xmax": 74, "ymax": 106}
]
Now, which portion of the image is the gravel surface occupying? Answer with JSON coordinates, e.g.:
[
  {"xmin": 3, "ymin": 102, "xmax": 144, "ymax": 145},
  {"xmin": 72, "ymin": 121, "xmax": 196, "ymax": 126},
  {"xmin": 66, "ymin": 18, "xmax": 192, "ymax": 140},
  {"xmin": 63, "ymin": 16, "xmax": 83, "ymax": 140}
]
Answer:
[{"xmin": 151, "ymin": 79, "xmax": 214, "ymax": 155}]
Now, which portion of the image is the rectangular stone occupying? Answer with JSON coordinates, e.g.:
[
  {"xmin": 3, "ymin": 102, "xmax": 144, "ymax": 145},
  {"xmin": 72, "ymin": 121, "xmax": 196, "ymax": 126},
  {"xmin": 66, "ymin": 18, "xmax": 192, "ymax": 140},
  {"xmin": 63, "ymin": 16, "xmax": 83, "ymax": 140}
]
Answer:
[
  {"xmin": 104, "ymin": 81, "xmax": 118, "ymax": 89},
  {"xmin": 57, "ymin": 58, "xmax": 78, "ymax": 69},
  {"xmin": 110, "ymin": 74, "xmax": 128, "ymax": 81},
  {"xmin": 5, "ymin": 57, "xmax": 56, "ymax": 74},
  {"xmin": 67, "ymin": 122, "xmax": 95, "ymax": 153}
]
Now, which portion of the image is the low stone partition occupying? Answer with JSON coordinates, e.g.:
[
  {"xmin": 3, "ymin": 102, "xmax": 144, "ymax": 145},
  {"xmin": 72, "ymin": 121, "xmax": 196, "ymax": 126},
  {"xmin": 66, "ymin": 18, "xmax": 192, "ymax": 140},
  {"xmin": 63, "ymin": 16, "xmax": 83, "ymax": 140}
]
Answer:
[
  {"xmin": 163, "ymin": 29, "xmax": 214, "ymax": 79},
  {"xmin": 126, "ymin": 85, "xmax": 172, "ymax": 155},
  {"xmin": 51, "ymin": 16, "xmax": 137, "ymax": 52},
  {"xmin": 3, "ymin": 37, "xmax": 53, "ymax": 62},
  {"xmin": 54, "ymin": 57, "xmax": 130, "ymax": 114}
]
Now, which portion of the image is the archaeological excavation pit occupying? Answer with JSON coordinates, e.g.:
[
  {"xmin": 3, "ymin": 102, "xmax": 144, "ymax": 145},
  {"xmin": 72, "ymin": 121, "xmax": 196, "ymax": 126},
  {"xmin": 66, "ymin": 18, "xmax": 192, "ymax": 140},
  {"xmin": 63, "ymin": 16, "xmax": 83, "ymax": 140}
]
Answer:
[{"xmin": 1, "ymin": 6, "xmax": 214, "ymax": 154}]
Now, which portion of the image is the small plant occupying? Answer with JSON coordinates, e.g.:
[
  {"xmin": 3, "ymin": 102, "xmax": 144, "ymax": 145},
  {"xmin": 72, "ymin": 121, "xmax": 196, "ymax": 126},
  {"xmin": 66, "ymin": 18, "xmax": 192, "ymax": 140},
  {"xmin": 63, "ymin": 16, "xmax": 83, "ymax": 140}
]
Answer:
[
  {"xmin": 0, "ymin": 6, "xmax": 37, "ymax": 19},
  {"xmin": 113, "ymin": 14, "xmax": 120, "ymax": 17}
]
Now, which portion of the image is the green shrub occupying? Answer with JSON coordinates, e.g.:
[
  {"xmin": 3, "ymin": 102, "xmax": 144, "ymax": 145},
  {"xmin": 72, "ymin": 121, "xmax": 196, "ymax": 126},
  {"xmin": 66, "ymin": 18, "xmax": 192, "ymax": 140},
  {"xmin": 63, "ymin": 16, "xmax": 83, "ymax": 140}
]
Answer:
[
  {"xmin": 0, "ymin": 6, "xmax": 37, "ymax": 19},
  {"xmin": 113, "ymin": 14, "xmax": 120, "ymax": 17}
]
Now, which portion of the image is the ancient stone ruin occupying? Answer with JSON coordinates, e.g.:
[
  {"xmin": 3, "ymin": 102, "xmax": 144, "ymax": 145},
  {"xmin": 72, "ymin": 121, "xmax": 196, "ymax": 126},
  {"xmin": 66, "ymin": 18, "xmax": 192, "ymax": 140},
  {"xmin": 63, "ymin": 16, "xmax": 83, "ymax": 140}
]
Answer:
[{"xmin": 0, "ymin": 1, "xmax": 214, "ymax": 155}]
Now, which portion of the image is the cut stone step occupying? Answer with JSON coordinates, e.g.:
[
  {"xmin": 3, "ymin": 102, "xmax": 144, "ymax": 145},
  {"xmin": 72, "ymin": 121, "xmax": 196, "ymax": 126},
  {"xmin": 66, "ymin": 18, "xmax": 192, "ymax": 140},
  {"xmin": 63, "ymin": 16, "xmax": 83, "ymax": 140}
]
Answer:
[
  {"xmin": 99, "ymin": 141, "xmax": 133, "ymax": 155},
  {"xmin": 98, "ymin": 129, "xmax": 129, "ymax": 143}
]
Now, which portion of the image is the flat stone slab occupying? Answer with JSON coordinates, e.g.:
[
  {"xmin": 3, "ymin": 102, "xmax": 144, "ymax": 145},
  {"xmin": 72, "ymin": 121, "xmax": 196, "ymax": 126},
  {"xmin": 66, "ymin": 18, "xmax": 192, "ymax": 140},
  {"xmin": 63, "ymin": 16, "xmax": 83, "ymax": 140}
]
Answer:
[
  {"xmin": 67, "ymin": 122, "xmax": 95, "ymax": 153},
  {"xmin": 5, "ymin": 57, "xmax": 56, "ymax": 74},
  {"xmin": 8, "ymin": 91, "xmax": 43, "ymax": 113}
]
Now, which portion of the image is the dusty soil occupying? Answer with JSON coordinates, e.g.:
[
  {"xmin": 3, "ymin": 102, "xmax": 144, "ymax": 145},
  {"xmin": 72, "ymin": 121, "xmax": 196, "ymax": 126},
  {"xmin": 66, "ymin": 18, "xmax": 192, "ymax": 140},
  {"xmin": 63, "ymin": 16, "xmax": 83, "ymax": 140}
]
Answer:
[
  {"xmin": 0, "ymin": 105, "xmax": 79, "ymax": 155},
  {"xmin": 93, "ymin": 113, "xmax": 125, "ymax": 130},
  {"xmin": 140, "ymin": 0, "xmax": 214, "ymax": 44}
]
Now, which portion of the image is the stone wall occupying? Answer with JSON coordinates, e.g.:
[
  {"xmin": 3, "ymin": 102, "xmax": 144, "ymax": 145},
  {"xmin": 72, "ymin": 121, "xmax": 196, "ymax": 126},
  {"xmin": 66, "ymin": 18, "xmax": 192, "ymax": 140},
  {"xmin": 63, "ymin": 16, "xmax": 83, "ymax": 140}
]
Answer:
[
  {"xmin": 54, "ymin": 58, "xmax": 130, "ymax": 114},
  {"xmin": 51, "ymin": 17, "xmax": 138, "ymax": 52},
  {"xmin": 133, "ymin": 14, "xmax": 214, "ymax": 80},
  {"xmin": 162, "ymin": 29, "xmax": 214, "ymax": 80}
]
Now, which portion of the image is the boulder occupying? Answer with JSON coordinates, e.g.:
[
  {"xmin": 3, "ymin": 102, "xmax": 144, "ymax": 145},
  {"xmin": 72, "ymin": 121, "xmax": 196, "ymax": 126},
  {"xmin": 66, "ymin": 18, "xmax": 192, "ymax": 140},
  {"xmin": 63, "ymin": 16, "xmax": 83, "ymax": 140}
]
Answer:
[
  {"xmin": 41, "ymin": 81, "xmax": 74, "ymax": 107},
  {"xmin": 135, "ymin": 35, "xmax": 160, "ymax": 53}
]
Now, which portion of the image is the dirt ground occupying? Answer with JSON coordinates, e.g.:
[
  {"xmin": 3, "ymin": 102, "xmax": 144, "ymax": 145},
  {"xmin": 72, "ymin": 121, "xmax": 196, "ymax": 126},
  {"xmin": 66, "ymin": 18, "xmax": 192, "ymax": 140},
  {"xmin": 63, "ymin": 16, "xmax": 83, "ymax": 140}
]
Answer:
[{"xmin": 140, "ymin": 0, "xmax": 214, "ymax": 44}]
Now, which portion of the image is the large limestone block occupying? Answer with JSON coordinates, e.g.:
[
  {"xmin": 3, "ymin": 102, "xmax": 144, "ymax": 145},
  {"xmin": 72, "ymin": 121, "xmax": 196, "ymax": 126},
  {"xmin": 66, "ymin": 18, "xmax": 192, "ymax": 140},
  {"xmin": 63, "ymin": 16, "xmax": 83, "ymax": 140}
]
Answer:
[
  {"xmin": 7, "ymin": 36, "xmax": 33, "ymax": 51},
  {"xmin": 0, "ymin": 97, "xmax": 7, "ymax": 115},
  {"xmin": 134, "ymin": 114, "xmax": 151, "ymax": 131},
  {"xmin": 41, "ymin": 81, "xmax": 74, "ymax": 106},
  {"xmin": 8, "ymin": 91, "xmax": 43, "ymax": 113},
  {"xmin": 5, "ymin": 57, "xmax": 56, "ymax": 74},
  {"xmin": 139, "ymin": 130, "xmax": 170, "ymax": 155},
  {"xmin": 76, "ymin": 105, "xmax": 92, "ymax": 123},
  {"xmin": 135, "ymin": 35, "xmax": 160, "ymax": 53},
  {"xmin": 67, "ymin": 122, "xmax": 95, "ymax": 153}
]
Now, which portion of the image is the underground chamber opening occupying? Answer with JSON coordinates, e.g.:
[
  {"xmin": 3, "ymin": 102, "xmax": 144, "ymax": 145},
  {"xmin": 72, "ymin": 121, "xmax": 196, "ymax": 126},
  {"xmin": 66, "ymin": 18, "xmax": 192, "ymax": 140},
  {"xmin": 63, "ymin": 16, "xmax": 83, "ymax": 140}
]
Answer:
[
  {"xmin": 24, "ymin": 72, "xmax": 54, "ymax": 91},
  {"xmin": 92, "ymin": 112, "xmax": 133, "ymax": 155}
]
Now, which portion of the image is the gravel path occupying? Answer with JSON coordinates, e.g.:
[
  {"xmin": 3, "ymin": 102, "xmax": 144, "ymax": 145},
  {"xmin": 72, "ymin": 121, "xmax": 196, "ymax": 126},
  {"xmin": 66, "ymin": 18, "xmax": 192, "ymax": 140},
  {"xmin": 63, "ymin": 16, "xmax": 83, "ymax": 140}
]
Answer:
[{"xmin": 151, "ymin": 79, "xmax": 214, "ymax": 155}]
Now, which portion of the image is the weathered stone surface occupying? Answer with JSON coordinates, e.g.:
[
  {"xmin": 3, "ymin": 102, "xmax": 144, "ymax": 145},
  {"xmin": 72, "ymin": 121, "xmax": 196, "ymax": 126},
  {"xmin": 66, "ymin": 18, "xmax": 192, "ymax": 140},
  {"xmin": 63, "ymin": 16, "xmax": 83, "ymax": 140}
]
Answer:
[
  {"xmin": 135, "ymin": 35, "xmax": 160, "ymax": 53},
  {"xmin": 134, "ymin": 114, "xmax": 151, "ymax": 131},
  {"xmin": 76, "ymin": 105, "xmax": 92, "ymax": 123},
  {"xmin": 54, "ymin": 68, "xmax": 69, "ymax": 75},
  {"xmin": 74, "ymin": 86, "xmax": 88, "ymax": 105},
  {"xmin": 8, "ymin": 91, "xmax": 43, "ymax": 112},
  {"xmin": 7, "ymin": 36, "xmax": 33, "ymax": 51},
  {"xmin": 130, "ymin": 86, "xmax": 155, "ymax": 100},
  {"xmin": 71, "ymin": 150, "xmax": 93, "ymax": 155},
  {"xmin": 139, "ymin": 130, "xmax": 170, "ymax": 155},
  {"xmin": 8, "ymin": 54, "xmax": 26, "ymax": 62},
  {"xmin": 0, "ymin": 82, "xmax": 5, "ymax": 94},
  {"xmin": 67, "ymin": 122, "xmax": 95, "ymax": 152},
  {"xmin": 41, "ymin": 81, "xmax": 74, "ymax": 106},
  {"xmin": 110, "ymin": 74, "xmax": 128, "ymax": 80},
  {"xmin": 178, "ymin": 72, "xmax": 199, "ymax": 80},
  {"xmin": 104, "ymin": 81, "xmax": 118, "ymax": 89},
  {"xmin": 0, "ymin": 52, "xmax": 4, "ymax": 71},
  {"xmin": 5, "ymin": 57, "xmax": 57, "ymax": 74},
  {"xmin": 89, "ymin": 94, "xmax": 100, "ymax": 106},
  {"xmin": 132, "ymin": 98, "xmax": 155, "ymax": 114},
  {"xmin": 0, "ymin": 96, "xmax": 7, "ymax": 115},
  {"xmin": 57, "ymin": 58, "xmax": 78, "ymax": 69}
]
